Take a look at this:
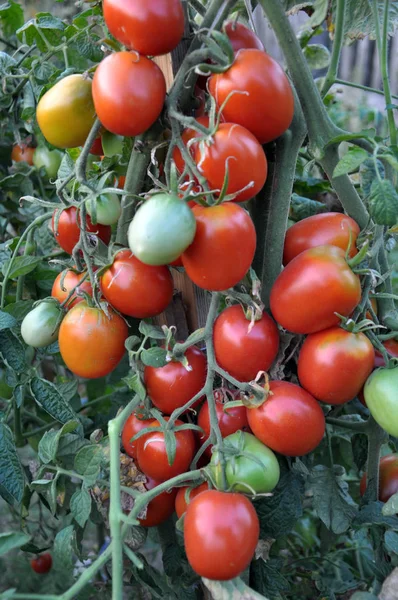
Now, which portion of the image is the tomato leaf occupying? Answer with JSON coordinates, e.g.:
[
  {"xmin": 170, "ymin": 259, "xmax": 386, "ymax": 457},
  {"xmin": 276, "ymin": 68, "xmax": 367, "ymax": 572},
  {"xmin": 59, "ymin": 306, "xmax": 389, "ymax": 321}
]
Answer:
[
  {"xmin": 0, "ymin": 532, "xmax": 31, "ymax": 557},
  {"xmin": 74, "ymin": 445, "xmax": 103, "ymax": 487},
  {"xmin": 2, "ymin": 255, "xmax": 42, "ymax": 279},
  {"xmin": 30, "ymin": 378, "xmax": 77, "ymax": 424},
  {"xmin": 359, "ymin": 158, "xmax": 385, "ymax": 197},
  {"xmin": 385, "ymin": 530, "xmax": 398, "ymax": 556},
  {"xmin": 0, "ymin": 329, "xmax": 26, "ymax": 373},
  {"xmin": 123, "ymin": 372, "xmax": 146, "ymax": 401},
  {"xmin": 0, "ymin": 1, "xmax": 24, "ymax": 37},
  {"xmin": 0, "ymin": 311, "xmax": 16, "ymax": 330},
  {"xmin": 70, "ymin": 485, "xmax": 91, "ymax": 528},
  {"xmin": 0, "ymin": 423, "xmax": 25, "ymax": 505},
  {"xmin": 382, "ymin": 492, "xmax": 398, "ymax": 517},
  {"xmin": 251, "ymin": 558, "xmax": 290, "ymax": 599},
  {"xmin": 368, "ymin": 179, "xmax": 398, "ymax": 226},
  {"xmin": 309, "ymin": 465, "xmax": 357, "ymax": 534},
  {"xmin": 53, "ymin": 525, "xmax": 79, "ymax": 572},
  {"xmin": 2, "ymin": 300, "xmax": 34, "ymax": 321},
  {"xmin": 289, "ymin": 193, "xmax": 327, "ymax": 221},
  {"xmin": 141, "ymin": 347, "xmax": 168, "ymax": 368},
  {"xmin": 333, "ymin": 147, "xmax": 368, "ymax": 178},
  {"xmin": 303, "ymin": 43, "xmax": 331, "ymax": 69},
  {"xmin": 354, "ymin": 501, "xmax": 398, "ymax": 528},
  {"xmin": 139, "ymin": 321, "xmax": 166, "ymax": 340},
  {"xmin": 38, "ymin": 420, "xmax": 80, "ymax": 464}
]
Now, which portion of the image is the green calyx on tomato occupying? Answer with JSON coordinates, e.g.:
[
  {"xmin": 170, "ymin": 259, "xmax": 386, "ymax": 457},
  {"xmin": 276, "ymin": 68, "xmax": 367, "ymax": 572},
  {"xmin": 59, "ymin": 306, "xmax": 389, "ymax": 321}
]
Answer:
[
  {"xmin": 209, "ymin": 431, "xmax": 280, "ymax": 494},
  {"xmin": 21, "ymin": 301, "xmax": 63, "ymax": 348},
  {"xmin": 86, "ymin": 193, "xmax": 121, "ymax": 226},
  {"xmin": 364, "ymin": 366, "xmax": 398, "ymax": 436}
]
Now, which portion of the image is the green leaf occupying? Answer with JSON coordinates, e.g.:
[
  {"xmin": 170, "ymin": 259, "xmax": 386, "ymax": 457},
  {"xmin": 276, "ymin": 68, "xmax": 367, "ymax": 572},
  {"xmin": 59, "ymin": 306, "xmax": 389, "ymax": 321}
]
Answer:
[
  {"xmin": 0, "ymin": 1, "xmax": 24, "ymax": 36},
  {"xmin": 30, "ymin": 377, "xmax": 77, "ymax": 424},
  {"xmin": 303, "ymin": 43, "xmax": 331, "ymax": 69},
  {"xmin": 141, "ymin": 347, "xmax": 168, "ymax": 368},
  {"xmin": 0, "ymin": 423, "xmax": 25, "ymax": 504},
  {"xmin": 57, "ymin": 380, "xmax": 79, "ymax": 403},
  {"xmin": 382, "ymin": 152, "xmax": 398, "ymax": 171},
  {"xmin": 332, "ymin": 0, "xmax": 398, "ymax": 41},
  {"xmin": 125, "ymin": 335, "xmax": 141, "ymax": 352},
  {"xmin": 368, "ymin": 179, "xmax": 398, "ymax": 226},
  {"xmin": 202, "ymin": 577, "xmax": 269, "ymax": 600},
  {"xmin": 139, "ymin": 320, "xmax": 166, "ymax": 340},
  {"xmin": 0, "ymin": 329, "xmax": 26, "ymax": 372},
  {"xmin": 3, "ymin": 300, "xmax": 34, "ymax": 321},
  {"xmin": 385, "ymin": 530, "xmax": 398, "ymax": 555},
  {"xmin": 290, "ymin": 193, "xmax": 327, "ymax": 221},
  {"xmin": 251, "ymin": 558, "xmax": 290, "ymax": 599},
  {"xmin": 0, "ymin": 532, "xmax": 31, "ymax": 557},
  {"xmin": 70, "ymin": 486, "xmax": 91, "ymax": 528},
  {"xmin": 359, "ymin": 158, "xmax": 385, "ymax": 196},
  {"xmin": 74, "ymin": 445, "xmax": 102, "ymax": 486},
  {"xmin": 354, "ymin": 501, "xmax": 398, "ymax": 528},
  {"xmin": 2, "ymin": 256, "xmax": 42, "ymax": 279},
  {"xmin": 38, "ymin": 420, "xmax": 80, "ymax": 464},
  {"xmin": 309, "ymin": 465, "xmax": 357, "ymax": 534},
  {"xmin": 123, "ymin": 372, "xmax": 146, "ymax": 401},
  {"xmin": 53, "ymin": 525, "xmax": 78, "ymax": 571},
  {"xmin": 0, "ymin": 311, "xmax": 16, "ymax": 330},
  {"xmin": 382, "ymin": 491, "xmax": 398, "ymax": 516},
  {"xmin": 333, "ymin": 147, "xmax": 368, "ymax": 178}
]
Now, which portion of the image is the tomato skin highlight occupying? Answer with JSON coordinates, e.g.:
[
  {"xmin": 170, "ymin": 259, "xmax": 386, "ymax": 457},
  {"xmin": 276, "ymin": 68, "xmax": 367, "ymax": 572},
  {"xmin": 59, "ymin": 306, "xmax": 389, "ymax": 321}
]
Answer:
[
  {"xmin": 144, "ymin": 346, "xmax": 207, "ymax": 415},
  {"xmin": 37, "ymin": 74, "xmax": 96, "ymax": 148},
  {"xmin": 283, "ymin": 212, "xmax": 361, "ymax": 265},
  {"xmin": 121, "ymin": 412, "xmax": 154, "ymax": 460},
  {"xmin": 184, "ymin": 490, "xmax": 259, "ymax": 580},
  {"xmin": 182, "ymin": 203, "xmax": 256, "ymax": 291},
  {"xmin": 213, "ymin": 304, "xmax": 279, "ymax": 382},
  {"xmin": 209, "ymin": 49, "xmax": 294, "ymax": 144},
  {"xmin": 103, "ymin": 0, "xmax": 184, "ymax": 56},
  {"xmin": 101, "ymin": 250, "xmax": 173, "ymax": 318},
  {"xmin": 247, "ymin": 381, "xmax": 325, "ymax": 456},
  {"xmin": 270, "ymin": 245, "xmax": 361, "ymax": 334},
  {"xmin": 194, "ymin": 123, "xmax": 267, "ymax": 202},
  {"xmin": 58, "ymin": 301, "xmax": 128, "ymax": 379},
  {"xmin": 12, "ymin": 143, "xmax": 34, "ymax": 165},
  {"xmin": 137, "ymin": 418, "xmax": 196, "ymax": 481},
  {"xmin": 297, "ymin": 327, "xmax": 375, "ymax": 405},
  {"xmin": 138, "ymin": 476, "xmax": 177, "ymax": 527},
  {"xmin": 175, "ymin": 482, "xmax": 209, "ymax": 519},
  {"xmin": 364, "ymin": 367, "xmax": 398, "ymax": 437},
  {"xmin": 51, "ymin": 206, "xmax": 111, "ymax": 255},
  {"xmin": 223, "ymin": 21, "xmax": 264, "ymax": 53},
  {"xmin": 92, "ymin": 52, "xmax": 166, "ymax": 137},
  {"xmin": 31, "ymin": 553, "xmax": 52, "ymax": 574},
  {"xmin": 51, "ymin": 269, "xmax": 92, "ymax": 310},
  {"xmin": 360, "ymin": 454, "xmax": 398, "ymax": 503}
]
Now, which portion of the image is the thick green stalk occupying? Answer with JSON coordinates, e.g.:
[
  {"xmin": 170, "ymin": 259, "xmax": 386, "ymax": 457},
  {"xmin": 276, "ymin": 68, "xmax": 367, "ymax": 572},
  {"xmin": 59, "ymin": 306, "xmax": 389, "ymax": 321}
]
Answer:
[
  {"xmin": 321, "ymin": 0, "xmax": 345, "ymax": 96},
  {"xmin": 364, "ymin": 417, "xmax": 387, "ymax": 501},
  {"xmin": 377, "ymin": 241, "xmax": 398, "ymax": 331}
]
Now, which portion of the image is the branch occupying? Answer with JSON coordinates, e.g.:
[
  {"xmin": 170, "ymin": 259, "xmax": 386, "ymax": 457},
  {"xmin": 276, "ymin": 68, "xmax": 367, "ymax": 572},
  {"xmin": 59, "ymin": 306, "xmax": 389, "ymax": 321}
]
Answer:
[{"xmin": 321, "ymin": 0, "xmax": 345, "ymax": 96}]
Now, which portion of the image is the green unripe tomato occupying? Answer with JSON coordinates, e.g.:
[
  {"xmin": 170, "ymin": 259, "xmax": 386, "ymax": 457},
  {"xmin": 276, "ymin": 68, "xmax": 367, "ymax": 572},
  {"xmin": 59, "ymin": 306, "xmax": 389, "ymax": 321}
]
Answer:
[
  {"xmin": 21, "ymin": 301, "xmax": 62, "ymax": 348},
  {"xmin": 209, "ymin": 431, "xmax": 280, "ymax": 494},
  {"xmin": 33, "ymin": 146, "xmax": 63, "ymax": 179},
  {"xmin": 86, "ymin": 193, "xmax": 121, "ymax": 226},
  {"xmin": 128, "ymin": 193, "xmax": 196, "ymax": 265},
  {"xmin": 364, "ymin": 366, "xmax": 398, "ymax": 436}
]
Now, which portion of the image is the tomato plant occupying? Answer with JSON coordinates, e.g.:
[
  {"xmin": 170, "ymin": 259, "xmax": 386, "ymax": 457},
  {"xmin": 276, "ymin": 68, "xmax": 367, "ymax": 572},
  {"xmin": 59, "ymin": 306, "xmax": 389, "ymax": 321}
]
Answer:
[
  {"xmin": 175, "ymin": 482, "xmax": 209, "ymax": 518},
  {"xmin": 51, "ymin": 269, "xmax": 93, "ymax": 310},
  {"xmin": 364, "ymin": 367, "xmax": 398, "ymax": 437},
  {"xmin": 360, "ymin": 454, "xmax": 398, "ymax": 502},
  {"xmin": 21, "ymin": 301, "xmax": 62, "ymax": 348},
  {"xmin": 30, "ymin": 553, "xmax": 52, "ymax": 574},
  {"xmin": 121, "ymin": 412, "xmax": 154, "ymax": 460},
  {"xmin": 51, "ymin": 206, "xmax": 111, "ymax": 254}
]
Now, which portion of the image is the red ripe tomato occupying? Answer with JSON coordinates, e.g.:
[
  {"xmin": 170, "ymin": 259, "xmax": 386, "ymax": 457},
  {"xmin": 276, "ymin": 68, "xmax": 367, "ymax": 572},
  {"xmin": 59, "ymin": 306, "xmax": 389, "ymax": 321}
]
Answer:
[
  {"xmin": 374, "ymin": 338, "xmax": 398, "ymax": 367},
  {"xmin": 246, "ymin": 381, "xmax": 325, "ymax": 456},
  {"xmin": 30, "ymin": 553, "xmax": 52, "ymax": 574},
  {"xmin": 11, "ymin": 143, "xmax": 35, "ymax": 165},
  {"xmin": 51, "ymin": 207, "xmax": 111, "ymax": 255},
  {"xmin": 136, "ymin": 418, "xmax": 196, "ymax": 481},
  {"xmin": 144, "ymin": 345, "xmax": 207, "ymax": 415},
  {"xmin": 194, "ymin": 123, "xmax": 267, "ymax": 202},
  {"xmin": 118, "ymin": 175, "xmax": 126, "ymax": 189},
  {"xmin": 90, "ymin": 136, "xmax": 103, "ymax": 155},
  {"xmin": 184, "ymin": 490, "xmax": 259, "ymax": 580},
  {"xmin": 103, "ymin": 0, "xmax": 184, "ymax": 56},
  {"xmin": 172, "ymin": 116, "xmax": 210, "ymax": 175},
  {"xmin": 175, "ymin": 482, "xmax": 209, "ymax": 518},
  {"xmin": 213, "ymin": 304, "xmax": 279, "ymax": 382},
  {"xmin": 100, "ymin": 250, "xmax": 173, "ymax": 318},
  {"xmin": 182, "ymin": 203, "xmax": 256, "ymax": 291},
  {"xmin": 51, "ymin": 269, "xmax": 92, "ymax": 310},
  {"xmin": 209, "ymin": 49, "xmax": 294, "ymax": 144},
  {"xmin": 224, "ymin": 21, "xmax": 264, "ymax": 53},
  {"xmin": 283, "ymin": 213, "xmax": 361, "ymax": 265},
  {"xmin": 58, "ymin": 301, "xmax": 128, "ymax": 379},
  {"xmin": 138, "ymin": 476, "xmax": 177, "ymax": 527},
  {"xmin": 360, "ymin": 454, "xmax": 398, "ymax": 502},
  {"xmin": 197, "ymin": 393, "xmax": 250, "ymax": 457},
  {"xmin": 297, "ymin": 327, "xmax": 375, "ymax": 405},
  {"xmin": 92, "ymin": 52, "xmax": 166, "ymax": 137},
  {"xmin": 121, "ymin": 412, "xmax": 154, "ymax": 460},
  {"xmin": 270, "ymin": 245, "xmax": 361, "ymax": 334}
]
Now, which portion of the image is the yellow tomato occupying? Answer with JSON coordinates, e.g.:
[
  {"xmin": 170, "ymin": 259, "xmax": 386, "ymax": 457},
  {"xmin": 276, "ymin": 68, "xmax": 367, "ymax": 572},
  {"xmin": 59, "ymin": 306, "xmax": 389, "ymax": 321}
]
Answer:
[{"xmin": 36, "ymin": 74, "xmax": 96, "ymax": 148}]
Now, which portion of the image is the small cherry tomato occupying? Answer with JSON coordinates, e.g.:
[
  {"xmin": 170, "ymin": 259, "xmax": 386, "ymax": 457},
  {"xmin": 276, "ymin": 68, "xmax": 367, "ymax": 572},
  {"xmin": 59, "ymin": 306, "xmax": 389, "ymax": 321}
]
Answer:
[
  {"xmin": 247, "ymin": 381, "xmax": 325, "ymax": 456},
  {"xmin": 360, "ymin": 454, "xmax": 398, "ymax": 502},
  {"xmin": 12, "ymin": 143, "xmax": 35, "ymax": 165},
  {"xmin": 52, "ymin": 207, "xmax": 111, "ymax": 255},
  {"xmin": 298, "ymin": 327, "xmax": 375, "ymax": 405},
  {"xmin": 86, "ymin": 193, "xmax": 121, "ymax": 226},
  {"xmin": 184, "ymin": 490, "xmax": 259, "ymax": 580},
  {"xmin": 51, "ymin": 269, "xmax": 92, "ymax": 310},
  {"xmin": 224, "ymin": 21, "xmax": 264, "ymax": 53},
  {"xmin": 101, "ymin": 250, "xmax": 174, "ymax": 318},
  {"xmin": 175, "ymin": 482, "xmax": 209, "ymax": 519},
  {"xmin": 138, "ymin": 476, "xmax": 177, "ymax": 527},
  {"xmin": 31, "ymin": 553, "xmax": 52, "ymax": 574},
  {"xmin": 283, "ymin": 212, "xmax": 361, "ymax": 265},
  {"xmin": 121, "ymin": 412, "xmax": 154, "ymax": 460},
  {"xmin": 21, "ymin": 301, "xmax": 62, "ymax": 348},
  {"xmin": 145, "ymin": 345, "xmax": 207, "ymax": 415},
  {"xmin": 136, "ymin": 418, "xmax": 196, "ymax": 481},
  {"xmin": 270, "ymin": 245, "xmax": 361, "ymax": 334}
]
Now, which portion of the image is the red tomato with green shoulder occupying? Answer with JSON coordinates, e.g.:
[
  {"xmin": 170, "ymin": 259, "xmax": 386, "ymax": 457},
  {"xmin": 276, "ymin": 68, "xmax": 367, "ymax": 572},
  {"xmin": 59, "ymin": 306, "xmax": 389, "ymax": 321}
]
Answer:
[
  {"xmin": 184, "ymin": 490, "xmax": 259, "ymax": 580},
  {"xmin": 122, "ymin": 412, "xmax": 154, "ymax": 460},
  {"xmin": 58, "ymin": 301, "xmax": 128, "ymax": 379},
  {"xmin": 247, "ymin": 380, "xmax": 325, "ymax": 456},
  {"xmin": 51, "ymin": 269, "xmax": 92, "ymax": 310},
  {"xmin": 360, "ymin": 454, "xmax": 398, "ymax": 502},
  {"xmin": 224, "ymin": 21, "xmax": 264, "ymax": 53},
  {"xmin": 138, "ymin": 476, "xmax": 177, "ymax": 527},
  {"xmin": 136, "ymin": 418, "xmax": 196, "ymax": 481},
  {"xmin": 298, "ymin": 326, "xmax": 375, "ymax": 405},
  {"xmin": 213, "ymin": 304, "xmax": 279, "ymax": 382},
  {"xmin": 92, "ymin": 52, "xmax": 166, "ymax": 137},
  {"xmin": 144, "ymin": 345, "xmax": 207, "ymax": 414},
  {"xmin": 103, "ymin": 0, "xmax": 184, "ymax": 56},
  {"xmin": 374, "ymin": 338, "xmax": 398, "ymax": 367},
  {"xmin": 364, "ymin": 366, "xmax": 398, "ymax": 437},
  {"xmin": 194, "ymin": 123, "xmax": 267, "ymax": 202},
  {"xmin": 52, "ymin": 207, "xmax": 111, "ymax": 255},
  {"xmin": 12, "ymin": 143, "xmax": 34, "ymax": 165},
  {"xmin": 182, "ymin": 203, "xmax": 256, "ymax": 291},
  {"xmin": 175, "ymin": 482, "xmax": 209, "ymax": 518},
  {"xmin": 270, "ymin": 245, "xmax": 361, "ymax": 334},
  {"xmin": 31, "ymin": 553, "xmax": 52, "ymax": 574},
  {"xmin": 101, "ymin": 250, "xmax": 173, "ymax": 318},
  {"xmin": 283, "ymin": 212, "xmax": 361, "ymax": 265},
  {"xmin": 209, "ymin": 49, "xmax": 294, "ymax": 144}
]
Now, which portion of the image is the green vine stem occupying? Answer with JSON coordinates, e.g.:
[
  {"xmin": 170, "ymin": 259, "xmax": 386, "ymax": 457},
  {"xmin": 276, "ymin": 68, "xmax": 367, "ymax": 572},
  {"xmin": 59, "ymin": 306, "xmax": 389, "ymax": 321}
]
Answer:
[
  {"xmin": 364, "ymin": 416, "xmax": 387, "ymax": 502},
  {"xmin": 334, "ymin": 78, "xmax": 398, "ymax": 101},
  {"xmin": 321, "ymin": 0, "xmax": 345, "ymax": 97},
  {"xmin": 377, "ymin": 234, "xmax": 398, "ymax": 331},
  {"xmin": 16, "ymin": 229, "xmax": 34, "ymax": 302},
  {"xmin": 75, "ymin": 118, "xmax": 102, "ymax": 183}
]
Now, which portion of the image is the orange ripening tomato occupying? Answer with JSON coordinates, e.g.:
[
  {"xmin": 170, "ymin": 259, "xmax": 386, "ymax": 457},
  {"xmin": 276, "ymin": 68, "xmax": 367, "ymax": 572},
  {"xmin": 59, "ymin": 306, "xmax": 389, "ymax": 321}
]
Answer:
[
  {"xmin": 121, "ymin": 412, "xmax": 154, "ymax": 460},
  {"xmin": 58, "ymin": 301, "xmax": 128, "ymax": 379},
  {"xmin": 92, "ymin": 52, "xmax": 166, "ymax": 137},
  {"xmin": 51, "ymin": 207, "xmax": 111, "ymax": 255},
  {"xmin": 100, "ymin": 250, "xmax": 173, "ymax": 318},
  {"xmin": 51, "ymin": 269, "xmax": 92, "ymax": 310},
  {"xmin": 360, "ymin": 454, "xmax": 398, "ymax": 502},
  {"xmin": 175, "ymin": 482, "xmax": 209, "ymax": 519},
  {"xmin": 209, "ymin": 49, "xmax": 294, "ymax": 144},
  {"xmin": 138, "ymin": 476, "xmax": 177, "ymax": 527},
  {"xmin": 223, "ymin": 21, "xmax": 264, "ymax": 53},
  {"xmin": 283, "ymin": 213, "xmax": 361, "ymax": 265},
  {"xmin": 11, "ymin": 143, "xmax": 35, "ymax": 165},
  {"xmin": 297, "ymin": 327, "xmax": 375, "ymax": 405}
]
